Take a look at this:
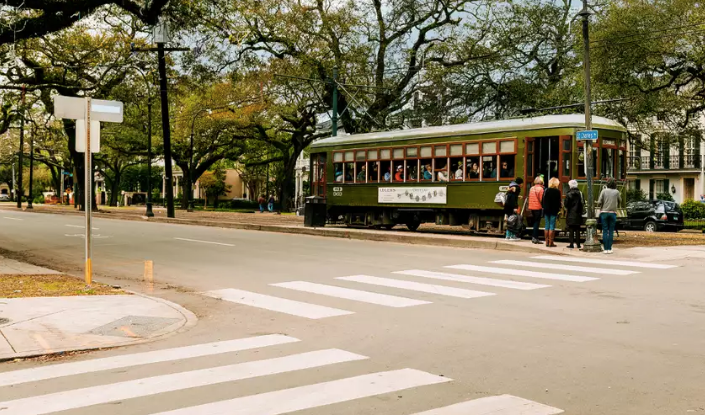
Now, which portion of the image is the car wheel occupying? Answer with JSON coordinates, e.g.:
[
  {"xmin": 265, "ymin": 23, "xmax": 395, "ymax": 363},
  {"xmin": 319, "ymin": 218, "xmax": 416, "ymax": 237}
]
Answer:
[{"xmin": 644, "ymin": 221, "xmax": 657, "ymax": 232}]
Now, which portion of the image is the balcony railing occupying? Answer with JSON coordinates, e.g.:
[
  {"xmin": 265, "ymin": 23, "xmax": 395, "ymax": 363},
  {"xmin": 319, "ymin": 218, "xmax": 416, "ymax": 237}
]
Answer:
[{"xmin": 628, "ymin": 155, "xmax": 702, "ymax": 171}]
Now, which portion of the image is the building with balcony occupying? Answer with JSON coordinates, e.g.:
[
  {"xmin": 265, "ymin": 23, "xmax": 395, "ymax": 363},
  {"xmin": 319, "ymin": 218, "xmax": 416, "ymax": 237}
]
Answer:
[{"xmin": 627, "ymin": 134, "xmax": 705, "ymax": 203}]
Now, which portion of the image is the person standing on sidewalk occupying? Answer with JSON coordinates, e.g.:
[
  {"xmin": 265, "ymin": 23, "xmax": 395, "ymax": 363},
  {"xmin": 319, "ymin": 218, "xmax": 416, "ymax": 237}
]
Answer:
[
  {"xmin": 503, "ymin": 181, "xmax": 521, "ymax": 241},
  {"xmin": 528, "ymin": 176, "xmax": 544, "ymax": 244},
  {"xmin": 268, "ymin": 195, "xmax": 275, "ymax": 212},
  {"xmin": 258, "ymin": 195, "xmax": 265, "ymax": 213},
  {"xmin": 597, "ymin": 178, "xmax": 620, "ymax": 254},
  {"xmin": 542, "ymin": 177, "xmax": 562, "ymax": 247},
  {"xmin": 564, "ymin": 180, "xmax": 585, "ymax": 249}
]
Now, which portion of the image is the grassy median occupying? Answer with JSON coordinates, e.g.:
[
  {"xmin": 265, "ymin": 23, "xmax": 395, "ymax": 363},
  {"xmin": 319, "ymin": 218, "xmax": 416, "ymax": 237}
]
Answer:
[{"xmin": 0, "ymin": 275, "xmax": 125, "ymax": 298}]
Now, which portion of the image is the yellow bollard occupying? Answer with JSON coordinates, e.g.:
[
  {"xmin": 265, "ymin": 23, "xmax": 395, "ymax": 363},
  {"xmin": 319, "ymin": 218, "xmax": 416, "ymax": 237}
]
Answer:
[{"xmin": 144, "ymin": 260, "xmax": 154, "ymax": 292}]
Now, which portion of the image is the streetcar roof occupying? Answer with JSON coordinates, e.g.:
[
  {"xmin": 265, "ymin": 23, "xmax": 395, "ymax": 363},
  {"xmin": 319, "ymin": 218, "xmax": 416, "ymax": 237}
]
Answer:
[{"xmin": 311, "ymin": 114, "xmax": 626, "ymax": 148}]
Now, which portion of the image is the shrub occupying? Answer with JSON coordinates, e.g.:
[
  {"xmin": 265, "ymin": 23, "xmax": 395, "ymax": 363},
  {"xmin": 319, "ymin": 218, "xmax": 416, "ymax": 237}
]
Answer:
[
  {"xmin": 228, "ymin": 199, "xmax": 259, "ymax": 210},
  {"xmin": 32, "ymin": 194, "xmax": 45, "ymax": 205},
  {"xmin": 680, "ymin": 199, "xmax": 705, "ymax": 219},
  {"xmin": 626, "ymin": 188, "xmax": 647, "ymax": 204},
  {"xmin": 656, "ymin": 192, "xmax": 674, "ymax": 202}
]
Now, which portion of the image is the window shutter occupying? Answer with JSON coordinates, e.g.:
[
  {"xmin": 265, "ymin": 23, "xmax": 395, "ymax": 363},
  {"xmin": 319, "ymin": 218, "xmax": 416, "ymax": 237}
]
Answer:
[{"xmin": 649, "ymin": 179, "xmax": 655, "ymax": 200}]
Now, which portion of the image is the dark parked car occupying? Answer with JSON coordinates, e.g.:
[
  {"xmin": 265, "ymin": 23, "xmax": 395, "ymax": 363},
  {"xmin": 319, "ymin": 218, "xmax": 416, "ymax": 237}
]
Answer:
[{"xmin": 624, "ymin": 200, "xmax": 684, "ymax": 232}]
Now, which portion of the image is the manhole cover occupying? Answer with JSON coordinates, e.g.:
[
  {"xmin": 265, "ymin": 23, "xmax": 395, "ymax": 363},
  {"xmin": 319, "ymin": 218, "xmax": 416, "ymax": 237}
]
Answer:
[{"xmin": 0, "ymin": 318, "xmax": 9, "ymax": 325}]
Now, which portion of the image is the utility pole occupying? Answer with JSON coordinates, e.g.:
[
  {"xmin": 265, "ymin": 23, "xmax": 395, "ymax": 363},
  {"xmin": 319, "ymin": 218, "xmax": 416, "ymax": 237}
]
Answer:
[
  {"xmin": 16, "ymin": 87, "xmax": 25, "ymax": 209},
  {"xmin": 27, "ymin": 130, "xmax": 34, "ymax": 209},
  {"xmin": 331, "ymin": 66, "xmax": 338, "ymax": 137},
  {"xmin": 580, "ymin": 0, "xmax": 601, "ymax": 253},
  {"xmin": 145, "ymin": 95, "xmax": 154, "ymax": 217}
]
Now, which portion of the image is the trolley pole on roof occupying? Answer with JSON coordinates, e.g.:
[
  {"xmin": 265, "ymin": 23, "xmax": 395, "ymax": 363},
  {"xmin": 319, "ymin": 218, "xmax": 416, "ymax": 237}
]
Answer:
[
  {"xmin": 579, "ymin": 0, "xmax": 601, "ymax": 253},
  {"xmin": 331, "ymin": 67, "xmax": 338, "ymax": 137}
]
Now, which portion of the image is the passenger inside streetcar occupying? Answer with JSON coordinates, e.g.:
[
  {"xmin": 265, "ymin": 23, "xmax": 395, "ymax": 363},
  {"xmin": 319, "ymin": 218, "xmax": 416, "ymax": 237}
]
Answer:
[
  {"xmin": 423, "ymin": 164, "xmax": 433, "ymax": 180},
  {"xmin": 407, "ymin": 164, "xmax": 417, "ymax": 181},
  {"xmin": 468, "ymin": 161, "xmax": 480, "ymax": 179},
  {"xmin": 394, "ymin": 165, "xmax": 404, "ymax": 182},
  {"xmin": 454, "ymin": 162, "xmax": 463, "ymax": 180},
  {"xmin": 356, "ymin": 164, "xmax": 367, "ymax": 182},
  {"xmin": 435, "ymin": 160, "xmax": 449, "ymax": 182}
]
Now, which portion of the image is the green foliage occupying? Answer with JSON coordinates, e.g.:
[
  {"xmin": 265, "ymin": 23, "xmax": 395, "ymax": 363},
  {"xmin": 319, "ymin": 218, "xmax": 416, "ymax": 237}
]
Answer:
[
  {"xmin": 626, "ymin": 188, "xmax": 647, "ymax": 204},
  {"xmin": 228, "ymin": 199, "xmax": 259, "ymax": 210},
  {"xmin": 119, "ymin": 165, "xmax": 163, "ymax": 193},
  {"xmin": 199, "ymin": 167, "xmax": 231, "ymax": 207},
  {"xmin": 32, "ymin": 193, "xmax": 45, "ymax": 205},
  {"xmin": 656, "ymin": 192, "xmax": 674, "ymax": 202},
  {"xmin": 680, "ymin": 199, "xmax": 705, "ymax": 219}
]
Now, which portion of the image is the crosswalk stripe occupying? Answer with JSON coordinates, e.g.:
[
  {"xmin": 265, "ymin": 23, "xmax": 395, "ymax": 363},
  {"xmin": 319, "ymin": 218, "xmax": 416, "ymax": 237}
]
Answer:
[
  {"xmin": 271, "ymin": 281, "xmax": 431, "ymax": 308},
  {"xmin": 337, "ymin": 275, "xmax": 496, "ymax": 299},
  {"xmin": 0, "ymin": 349, "xmax": 367, "ymax": 415},
  {"xmin": 446, "ymin": 264, "xmax": 597, "ymax": 282},
  {"xmin": 149, "ymin": 368, "xmax": 452, "ymax": 415},
  {"xmin": 409, "ymin": 394, "xmax": 564, "ymax": 415},
  {"xmin": 203, "ymin": 288, "xmax": 353, "ymax": 319},
  {"xmin": 393, "ymin": 269, "xmax": 550, "ymax": 290},
  {"xmin": 532, "ymin": 255, "xmax": 678, "ymax": 269},
  {"xmin": 0, "ymin": 334, "xmax": 299, "ymax": 388},
  {"xmin": 491, "ymin": 260, "xmax": 639, "ymax": 275}
]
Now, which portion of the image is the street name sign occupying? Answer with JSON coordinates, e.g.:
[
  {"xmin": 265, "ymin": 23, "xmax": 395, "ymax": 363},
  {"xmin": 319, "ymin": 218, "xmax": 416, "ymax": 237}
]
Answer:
[{"xmin": 576, "ymin": 130, "xmax": 598, "ymax": 141}]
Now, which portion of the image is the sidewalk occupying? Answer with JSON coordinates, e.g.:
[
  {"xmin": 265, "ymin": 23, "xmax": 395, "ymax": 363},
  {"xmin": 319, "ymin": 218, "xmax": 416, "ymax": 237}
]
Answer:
[{"xmin": 0, "ymin": 257, "xmax": 196, "ymax": 361}]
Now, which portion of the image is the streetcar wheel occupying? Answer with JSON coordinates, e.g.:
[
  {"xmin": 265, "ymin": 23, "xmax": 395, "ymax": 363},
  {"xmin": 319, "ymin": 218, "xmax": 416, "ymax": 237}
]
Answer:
[{"xmin": 406, "ymin": 222, "xmax": 420, "ymax": 232}]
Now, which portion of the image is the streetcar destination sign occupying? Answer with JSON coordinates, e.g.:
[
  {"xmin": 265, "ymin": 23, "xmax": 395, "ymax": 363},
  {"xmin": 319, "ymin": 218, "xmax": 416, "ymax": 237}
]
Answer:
[{"xmin": 576, "ymin": 130, "xmax": 598, "ymax": 141}]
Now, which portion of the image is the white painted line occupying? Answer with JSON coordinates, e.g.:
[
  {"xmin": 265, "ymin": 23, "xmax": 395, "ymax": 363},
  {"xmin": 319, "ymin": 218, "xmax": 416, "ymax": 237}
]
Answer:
[
  {"xmin": 446, "ymin": 264, "xmax": 597, "ymax": 283},
  {"xmin": 338, "ymin": 275, "xmax": 496, "ymax": 299},
  {"xmin": 0, "ymin": 334, "xmax": 299, "ymax": 387},
  {"xmin": 173, "ymin": 237, "xmax": 235, "ymax": 247},
  {"xmin": 0, "ymin": 349, "xmax": 367, "ymax": 415},
  {"xmin": 149, "ymin": 368, "xmax": 452, "ymax": 415},
  {"xmin": 532, "ymin": 255, "xmax": 678, "ymax": 269},
  {"xmin": 271, "ymin": 280, "xmax": 430, "ymax": 308},
  {"xmin": 65, "ymin": 224, "xmax": 99, "ymax": 230},
  {"xmin": 204, "ymin": 288, "xmax": 353, "ymax": 319},
  {"xmin": 3, "ymin": 217, "xmax": 23, "ymax": 221},
  {"xmin": 394, "ymin": 269, "xmax": 550, "ymax": 290},
  {"xmin": 410, "ymin": 394, "xmax": 564, "ymax": 415},
  {"xmin": 492, "ymin": 260, "xmax": 638, "ymax": 276}
]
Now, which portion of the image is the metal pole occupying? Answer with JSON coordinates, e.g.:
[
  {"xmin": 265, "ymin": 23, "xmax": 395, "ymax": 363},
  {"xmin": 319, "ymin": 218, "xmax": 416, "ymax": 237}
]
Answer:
[
  {"xmin": 157, "ymin": 43, "xmax": 176, "ymax": 218},
  {"xmin": 188, "ymin": 113, "xmax": 196, "ymax": 212},
  {"xmin": 580, "ymin": 0, "xmax": 601, "ymax": 253},
  {"xmin": 331, "ymin": 66, "xmax": 338, "ymax": 137},
  {"xmin": 145, "ymin": 97, "xmax": 154, "ymax": 217},
  {"xmin": 700, "ymin": 140, "xmax": 704, "ymax": 201},
  {"xmin": 85, "ymin": 97, "xmax": 93, "ymax": 285},
  {"xmin": 16, "ymin": 88, "xmax": 25, "ymax": 209},
  {"xmin": 27, "ymin": 130, "xmax": 34, "ymax": 209}
]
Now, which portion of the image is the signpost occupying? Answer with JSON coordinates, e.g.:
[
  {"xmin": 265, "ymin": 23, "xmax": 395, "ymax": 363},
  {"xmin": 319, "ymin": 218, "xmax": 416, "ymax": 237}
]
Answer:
[
  {"xmin": 54, "ymin": 95, "xmax": 123, "ymax": 284},
  {"xmin": 576, "ymin": 130, "xmax": 598, "ymax": 141}
]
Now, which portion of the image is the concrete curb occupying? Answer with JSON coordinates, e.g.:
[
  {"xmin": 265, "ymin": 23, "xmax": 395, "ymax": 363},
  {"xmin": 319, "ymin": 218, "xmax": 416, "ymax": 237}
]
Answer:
[
  {"xmin": 20, "ymin": 207, "xmax": 560, "ymax": 255},
  {"xmin": 0, "ymin": 292, "xmax": 198, "ymax": 362}
]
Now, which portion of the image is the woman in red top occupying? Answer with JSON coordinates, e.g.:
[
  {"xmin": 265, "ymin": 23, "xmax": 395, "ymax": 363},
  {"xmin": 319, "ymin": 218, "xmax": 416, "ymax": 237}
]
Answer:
[
  {"xmin": 394, "ymin": 165, "xmax": 404, "ymax": 182},
  {"xmin": 528, "ymin": 176, "xmax": 545, "ymax": 244}
]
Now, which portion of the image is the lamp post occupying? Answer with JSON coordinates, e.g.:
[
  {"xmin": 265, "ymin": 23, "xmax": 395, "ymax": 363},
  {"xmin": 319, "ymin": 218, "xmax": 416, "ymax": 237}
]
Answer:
[{"xmin": 579, "ymin": 0, "xmax": 602, "ymax": 253}]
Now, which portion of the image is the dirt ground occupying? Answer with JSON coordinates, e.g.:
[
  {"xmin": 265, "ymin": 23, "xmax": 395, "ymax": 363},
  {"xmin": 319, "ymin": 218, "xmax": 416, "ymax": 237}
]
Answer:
[{"xmin": 0, "ymin": 274, "xmax": 125, "ymax": 298}]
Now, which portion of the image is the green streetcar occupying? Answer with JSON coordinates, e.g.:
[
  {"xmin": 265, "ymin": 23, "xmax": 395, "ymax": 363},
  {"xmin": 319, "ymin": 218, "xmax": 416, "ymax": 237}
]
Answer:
[{"xmin": 308, "ymin": 114, "xmax": 627, "ymax": 234}]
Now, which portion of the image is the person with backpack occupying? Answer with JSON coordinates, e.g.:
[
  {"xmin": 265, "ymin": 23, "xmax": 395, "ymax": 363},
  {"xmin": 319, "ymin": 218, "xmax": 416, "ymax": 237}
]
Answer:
[
  {"xmin": 542, "ymin": 177, "xmax": 562, "ymax": 247},
  {"xmin": 528, "ymin": 176, "xmax": 545, "ymax": 244},
  {"xmin": 564, "ymin": 180, "xmax": 585, "ymax": 249},
  {"xmin": 503, "ymin": 181, "xmax": 522, "ymax": 241}
]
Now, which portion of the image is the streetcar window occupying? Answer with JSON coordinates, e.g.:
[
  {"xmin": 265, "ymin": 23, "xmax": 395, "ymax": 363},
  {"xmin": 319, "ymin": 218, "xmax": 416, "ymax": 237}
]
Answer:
[
  {"xmin": 333, "ymin": 152, "xmax": 343, "ymax": 162},
  {"xmin": 380, "ymin": 149, "xmax": 391, "ymax": 159},
  {"xmin": 466, "ymin": 157, "xmax": 480, "ymax": 179},
  {"xmin": 355, "ymin": 162, "xmax": 367, "ymax": 183},
  {"xmin": 577, "ymin": 145, "xmax": 598, "ymax": 178},
  {"xmin": 368, "ymin": 161, "xmax": 380, "ymax": 183},
  {"xmin": 368, "ymin": 149, "xmax": 378, "ymax": 160},
  {"xmin": 482, "ymin": 141, "xmax": 497, "ymax": 154},
  {"xmin": 466, "ymin": 143, "xmax": 479, "ymax": 155},
  {"xmin": 406, "ymin": 147, "xmax": 418, "ymax": 157},
  {"xmin": 407, "ymin": 160, "xmax": 419, "ymax": 182},
  {"xmin": 344, "ymin": 151, "xmax": 354, "ymax": 162},
  {"xmin": 434, "ymin": 158, "xmax": 449, "ymax": 182},
  {"xmin": 499, "ymin": 140, "xmax": 514, "ymax": 153},
  {"xmin": 450, "ymin": 144, "xmax": 463, "ymax": 156},
  {"xmin": 393, "ymin": 148, "xmax": 404, "ymax": 159},
  {"xmin": 451, "ymin": 157, "xmax": 464, "ymax": 180},
  {"xmin": 420, "ymin": 160, "xmax": 433, "ymax": 181},
  {"xmin": 434, "ymin": 145, "xmax": 447, "ymax": 157},
  {"xmin": 356, "ymin": 151, "xmax": 366, "ymax": 161},
  {"xmin": 334, "ymin": 163, "xmax": 344, "ymax": 183},
  {"xmin": 393, "ymin": 162, "xmax": 405, "ymax": 182},
  {"xmin": 380, "ymin": 160, "xmax": 392, "ymax": 182},
  {"xmin": 345, "ymin": 163, "xmax": 354, "ymax": 182},
  {"xmin": 499, "ymin": 155, "xmax": 515, "ymax": 179},
  {"xmin": 482, "ymin": 155, "xmax": 497, "ymax": 180},
  {"xmin": 618, "ymin": 149, "xmax": 625, "ymax": 179},
  {"xmin": 420, "ymin": 146, "xmax": 432, "ymax": 158},
  {"xmin": 601, "ymin": 147, "xmax": 615, "ymax": 179}
]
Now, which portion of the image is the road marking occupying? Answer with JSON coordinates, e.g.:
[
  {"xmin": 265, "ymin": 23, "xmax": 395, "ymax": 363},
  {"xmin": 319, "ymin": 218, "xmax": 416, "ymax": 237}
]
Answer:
[
  {"xmin": 394, "ymin": 269, "xmax": 550, "ymax": 290},
  {"xmin": 446, "ymin": 264, "xmax": 597, "ymax": 282},
  {"xmin": 410, "ymin": 394, "xmax": 564, "ymax": 414},
  {"xmin": 0, "ymin": 334, "xmax": 300, "ymax": 387},
  {"xmin": 65, "ymin": 224, "xmax": 99, "ymax": 230},
  {"xmin": 203, "ymin": 288, "xmax": 353, "ymax": 319},
  {"xmin": 0, "ymin": 349, "xmax": 367, "ymax": 415},
  {"xmin": 338, "ymin": 275, "xmax": 496, "ymax": 299},
  {"xmin": 149, "ymin": 369, "xmax": 452, "ymax": 415},
  {"xmin": 492, "ymin": 260, "xmax": 639, "ymax": 275},
  {"xmin": 3, "ymin": 217, "xmax": 23, "ymax": 221},
  {"xmin": 173, "ymin": 237, "xmax": 235, "ymax": 247},
  {"xmin": 532, "ymin": 255, "xmax": 678, "ymax": 269},
  {"xmin": 271, "ymin": 280, "xmax": 431, "ymax": 308}
]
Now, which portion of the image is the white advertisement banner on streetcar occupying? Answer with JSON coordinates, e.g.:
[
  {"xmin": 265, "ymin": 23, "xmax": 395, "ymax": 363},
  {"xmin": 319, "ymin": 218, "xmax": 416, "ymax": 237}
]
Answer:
[{"xmin": 378, "ymin": 187, "xmax": 447, "ymax": 204}]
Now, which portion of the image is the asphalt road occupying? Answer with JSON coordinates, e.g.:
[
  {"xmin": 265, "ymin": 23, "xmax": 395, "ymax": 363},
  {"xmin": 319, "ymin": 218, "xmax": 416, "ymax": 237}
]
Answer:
[{"xmin": 0, "ymin": 209, "xmax": 704, "ymax": 415}]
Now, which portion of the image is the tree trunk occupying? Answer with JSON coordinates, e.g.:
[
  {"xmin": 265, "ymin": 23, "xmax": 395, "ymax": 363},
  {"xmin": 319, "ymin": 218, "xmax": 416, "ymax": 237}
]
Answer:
[
  {"xmin": 181, "ymin": 175, "xmax": 191, "ymax": 209},
  {"xmin": 109, "ymin": 172, "xmax": 121, "ymax": 206},
  {"xmin": 279, "ymin": 153, "xmax": 298, "ymax": 212}
]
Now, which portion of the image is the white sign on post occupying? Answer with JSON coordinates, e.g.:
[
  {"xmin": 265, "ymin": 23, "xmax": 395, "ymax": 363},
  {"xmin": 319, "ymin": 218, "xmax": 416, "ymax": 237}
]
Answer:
[{"xmin": 53, "ymin": 95, "xmax": 123, "ymax": 285}]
